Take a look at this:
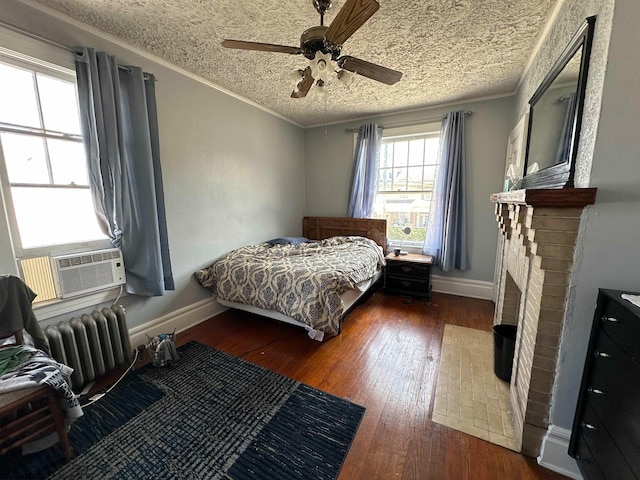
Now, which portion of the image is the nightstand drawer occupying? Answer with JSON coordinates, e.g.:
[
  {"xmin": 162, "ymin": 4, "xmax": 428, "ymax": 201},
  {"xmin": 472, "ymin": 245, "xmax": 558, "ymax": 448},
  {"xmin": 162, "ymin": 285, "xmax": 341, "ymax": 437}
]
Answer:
[
  {"xmin": 385, "ymin": 275, "xmax": 430, "ymax": 296},
  {"xmin": 386, "ymin": 261, "xmax": 430, "ymax": 278}
]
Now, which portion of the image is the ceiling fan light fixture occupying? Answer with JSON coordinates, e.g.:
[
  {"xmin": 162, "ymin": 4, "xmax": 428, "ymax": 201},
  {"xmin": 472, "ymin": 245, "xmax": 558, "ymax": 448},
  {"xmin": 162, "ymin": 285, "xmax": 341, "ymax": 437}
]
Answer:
[
  {"xmin": 310, "ymin": 51, "xmax": 333, "ymax": 82},
  {"xmin": 223, "ymin": 0, "xmax": 403, "ymax": 99}
]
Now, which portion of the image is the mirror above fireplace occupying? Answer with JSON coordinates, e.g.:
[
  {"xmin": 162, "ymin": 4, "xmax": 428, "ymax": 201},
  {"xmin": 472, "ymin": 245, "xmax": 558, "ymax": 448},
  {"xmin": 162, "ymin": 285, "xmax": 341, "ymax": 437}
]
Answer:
[{"xmin": 521, "ymin": 16, "xmax": 596, "ymax": 189}]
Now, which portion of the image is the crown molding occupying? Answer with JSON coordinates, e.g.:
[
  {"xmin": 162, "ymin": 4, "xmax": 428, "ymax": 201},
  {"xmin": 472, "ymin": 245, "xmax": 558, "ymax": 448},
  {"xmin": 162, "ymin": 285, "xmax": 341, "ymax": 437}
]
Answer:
[{"xmin": 13, "ymin": 0, "xmax": 303, "ymax": 128}]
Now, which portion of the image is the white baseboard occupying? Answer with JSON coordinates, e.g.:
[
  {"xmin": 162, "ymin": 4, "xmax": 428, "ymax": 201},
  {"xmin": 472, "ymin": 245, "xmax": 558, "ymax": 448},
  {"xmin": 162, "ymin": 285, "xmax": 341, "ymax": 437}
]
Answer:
[
  {"xmin": 431, "ymin": 275, "xmax": 494, "ymax": 300},
  {"xmin": 538, "ymin": 425, "xmax": 582, "ymax": 479},
  {"xmin": 128, "ymin": 297, "xmax": 227, "ymax": 348}
]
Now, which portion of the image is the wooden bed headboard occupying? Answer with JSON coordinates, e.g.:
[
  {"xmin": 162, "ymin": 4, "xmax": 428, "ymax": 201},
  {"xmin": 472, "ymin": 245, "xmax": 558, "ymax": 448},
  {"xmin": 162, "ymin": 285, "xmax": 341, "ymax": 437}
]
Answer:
[{"xmin": 303, "ymin": 217, "xmax": 387, "ymax": 250}]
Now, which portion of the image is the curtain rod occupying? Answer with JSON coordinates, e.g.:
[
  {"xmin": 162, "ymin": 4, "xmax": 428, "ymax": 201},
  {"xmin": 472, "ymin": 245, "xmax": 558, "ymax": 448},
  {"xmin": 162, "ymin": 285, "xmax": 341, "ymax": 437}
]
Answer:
[
  {"xmin": 343, "ymin": 110, "xmax": 473, "ymax": 134},
  {"xmin": 0, "ymin": 18, "xmax": 148, "ymax": 76}
]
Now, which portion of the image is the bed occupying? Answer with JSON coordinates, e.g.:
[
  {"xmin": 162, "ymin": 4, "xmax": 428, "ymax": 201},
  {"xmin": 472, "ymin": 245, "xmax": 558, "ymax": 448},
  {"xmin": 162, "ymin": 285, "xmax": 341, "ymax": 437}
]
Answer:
[{"xmin": 195, "ymin": 217, "xmax": 387, "ymax": 340}]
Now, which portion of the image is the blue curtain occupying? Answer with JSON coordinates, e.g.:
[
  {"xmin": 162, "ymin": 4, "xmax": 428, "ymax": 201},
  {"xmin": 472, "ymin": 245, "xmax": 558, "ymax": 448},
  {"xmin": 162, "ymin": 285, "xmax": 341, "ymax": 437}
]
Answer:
[
  {"xmin": 347, "ymin": 123, "xmax": 382, "ymax": 218},
  {"xmin": 75, "ymin": 48, "xmax": 174, "ymax": 296},
  {"xmin": 423, "ymin": 110, "xmax": 469, "ymax": 271}
]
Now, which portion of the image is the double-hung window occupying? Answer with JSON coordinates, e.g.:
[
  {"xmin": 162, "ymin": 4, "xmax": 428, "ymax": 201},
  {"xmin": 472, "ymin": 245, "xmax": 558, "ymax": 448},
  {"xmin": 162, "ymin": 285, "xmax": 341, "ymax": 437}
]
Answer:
[
  {"xmin": 372, "ymin": 123, "xmax": 441, "ymax": 251},
  {"xmin": 0, "ymin": 34, "xmax": 110, "ymax": 305}
]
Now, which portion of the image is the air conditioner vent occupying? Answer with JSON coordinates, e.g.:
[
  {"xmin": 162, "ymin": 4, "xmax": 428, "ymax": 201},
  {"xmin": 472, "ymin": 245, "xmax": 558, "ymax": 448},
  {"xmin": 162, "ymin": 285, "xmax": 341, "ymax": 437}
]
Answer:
[{"xmin": 52, "ymin": 248, "xmax": 126, "ymax": 298}]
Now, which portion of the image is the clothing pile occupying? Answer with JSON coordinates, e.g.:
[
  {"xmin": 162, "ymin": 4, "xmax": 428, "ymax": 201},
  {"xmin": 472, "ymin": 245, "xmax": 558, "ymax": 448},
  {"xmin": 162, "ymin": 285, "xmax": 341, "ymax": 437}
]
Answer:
[{"xmin": 0, "ymin": 345, "xmax": 83, "ymax": 453}]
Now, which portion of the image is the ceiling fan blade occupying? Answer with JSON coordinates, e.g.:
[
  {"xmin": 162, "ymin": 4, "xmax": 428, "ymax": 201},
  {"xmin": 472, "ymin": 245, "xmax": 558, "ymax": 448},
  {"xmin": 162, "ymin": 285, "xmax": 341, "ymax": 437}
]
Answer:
[
  {"xmin": 291, "ymin": 67, "xmax": 314, "ymax": 98},
  {"xmin": 324, "ymin": 0, "xmax": 379, "ymax": 47},
  {"xmin": 338, "ymin": 56, "xmax": 402, "ymax": 85},
  {"xmin": 222, "ymin": 39, "xmax": 302, "ymax": 55}
]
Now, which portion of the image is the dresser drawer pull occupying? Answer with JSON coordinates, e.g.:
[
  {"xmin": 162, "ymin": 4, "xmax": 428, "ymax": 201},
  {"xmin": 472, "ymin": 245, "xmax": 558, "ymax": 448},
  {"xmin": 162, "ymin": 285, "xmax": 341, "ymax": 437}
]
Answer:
[
  {"xmin": 402, "ymin": 266, "xmax": 412, "ymax": 273},
  {"xmin": 601, "ymin": 315, "xmax": 619, "ymax": 323},
  {"xmin": 594, "ymin": 351, "xmax": 610, "ymax": 358},
  {"xmin": 581, "ymin": 422, "xmax": 596, "ymax": 430},
  {"xmin": 587, "ymin": 387, "xmax": 604, "ymax": 395},
  {"xmin": 402, "ymin": 281, "xmax": 411, "ymax": 287}
]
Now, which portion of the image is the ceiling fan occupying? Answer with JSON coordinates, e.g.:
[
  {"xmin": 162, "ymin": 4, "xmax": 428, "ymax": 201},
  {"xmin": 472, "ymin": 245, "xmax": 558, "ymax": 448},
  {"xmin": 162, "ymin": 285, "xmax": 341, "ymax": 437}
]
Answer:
[{"xmin": 222, "ymin": 0, "xmax": 402, "ymax": 99}]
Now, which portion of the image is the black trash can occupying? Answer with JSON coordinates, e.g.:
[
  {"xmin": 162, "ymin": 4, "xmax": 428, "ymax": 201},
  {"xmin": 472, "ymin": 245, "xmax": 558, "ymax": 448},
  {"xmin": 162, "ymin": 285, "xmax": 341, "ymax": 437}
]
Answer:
[{"xmin": 493, "ymin": 324, "xmax": 517, "ymax": 382}]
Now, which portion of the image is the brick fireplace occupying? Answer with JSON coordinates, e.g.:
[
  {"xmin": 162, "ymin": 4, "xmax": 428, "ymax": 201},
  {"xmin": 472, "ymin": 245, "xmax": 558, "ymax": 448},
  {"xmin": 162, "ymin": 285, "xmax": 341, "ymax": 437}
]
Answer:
[{"xmin": 491, "ymin": 188, "xmax": 596, "ymax": 457}]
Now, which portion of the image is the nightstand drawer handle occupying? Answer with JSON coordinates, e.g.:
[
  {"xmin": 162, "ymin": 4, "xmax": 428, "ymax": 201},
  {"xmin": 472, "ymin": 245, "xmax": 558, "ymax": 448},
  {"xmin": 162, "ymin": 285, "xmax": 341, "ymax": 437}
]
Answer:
[
  {"xmin": 587, "ymin": 387, "xmax": 604, "ymax": 395},
  {"xmin": 401, "ymin": 281, "xmax": 411, "ymax": 287},
  {"xmin": 594, "ymin": 351, "xmax": 610, "ymax": 358},
  {"xmin": 581, "ymin": 422, "xmax": 596, "ymax": 430},
  {"xmin": 601, "ymin": 315, "xmax": 619, "ymax": 323},
  {"xmin": 402, "ymin": 266, "xmax": 412, "ymax": 273}
]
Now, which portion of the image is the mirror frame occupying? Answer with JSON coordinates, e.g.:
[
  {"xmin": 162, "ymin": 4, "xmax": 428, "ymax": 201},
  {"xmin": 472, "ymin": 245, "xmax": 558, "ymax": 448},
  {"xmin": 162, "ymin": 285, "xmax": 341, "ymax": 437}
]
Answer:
[{"xmin": 521, "ymin": 16, "xmax": 596, "ymax": 189}]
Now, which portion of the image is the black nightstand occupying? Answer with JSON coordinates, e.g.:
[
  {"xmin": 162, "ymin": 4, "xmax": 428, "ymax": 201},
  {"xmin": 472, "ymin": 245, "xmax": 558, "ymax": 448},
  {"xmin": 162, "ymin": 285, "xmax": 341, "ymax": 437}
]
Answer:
[{"xmin": 384, "ymin": 252, "xmax": 433, "ymax": 300}]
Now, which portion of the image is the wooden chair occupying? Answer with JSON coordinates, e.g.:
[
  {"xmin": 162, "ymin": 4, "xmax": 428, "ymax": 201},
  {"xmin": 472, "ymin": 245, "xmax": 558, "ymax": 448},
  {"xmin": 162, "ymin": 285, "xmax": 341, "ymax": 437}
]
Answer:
[{"xmin": 0, "ymin": 330, "xmax": 73, "ymax": 461}]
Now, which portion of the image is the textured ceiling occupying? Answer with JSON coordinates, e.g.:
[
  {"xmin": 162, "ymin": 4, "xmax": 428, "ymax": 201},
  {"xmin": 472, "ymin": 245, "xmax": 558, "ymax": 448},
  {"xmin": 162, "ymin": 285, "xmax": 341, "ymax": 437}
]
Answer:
[{"xmin": 34, "ymin": 0, "xmax": 558, "ymax": 127}]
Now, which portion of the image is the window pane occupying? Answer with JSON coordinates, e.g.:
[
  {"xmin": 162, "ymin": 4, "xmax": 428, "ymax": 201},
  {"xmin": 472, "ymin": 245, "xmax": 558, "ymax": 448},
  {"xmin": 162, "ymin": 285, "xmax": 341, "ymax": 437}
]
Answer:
[
  {"xmin": 36, "ymin": 74, "xmax": 82, "ymax": 134},
  {"xmin": 0, "ymin": 63, "xmax": 40, "ymax": 128},
  {"xmin": 11, "ymin": 186, "xmax": 106, "ymax": 248},
  {"xmin": 392, "ymin": 167, "xmax": 407, "ymax": 191},
  {"xmin": 393, "ymin": 141, "xmax": 408, "ymax": 167},
  {"xmin": 375, "ymin": 132, "xmax": 441, "ymax": 246},
  {"xmin": 425, "ymin": 137, "xmax": 440, "ymax": 162},
  {"xmin": 48, "ymin": 139, "xmax": 88, "ymax": 185},
  {"xmin": 380, "ymin": 143, "xmax": 392, "ymax": 168},
  {"xmin": 1, "ymin": 133, "xmax": 49, "ymax": 184},
  {"xmin": 372, "ymin": 191, "xmax": 432, "ymax": 244},
  {"xmin": 408, "ymin": 139, "xmax": 424, "ymax": 166},
  {"xmin": 407, "ymin": 166, "xmax": 423, "ymax": 189},
  {"xmin": 424, "ymin": 165, "xmax": 437, "ymax": 186},
  {"xmin": 378, "ymin": 168, "xmax": 392, "ymax": 191}
]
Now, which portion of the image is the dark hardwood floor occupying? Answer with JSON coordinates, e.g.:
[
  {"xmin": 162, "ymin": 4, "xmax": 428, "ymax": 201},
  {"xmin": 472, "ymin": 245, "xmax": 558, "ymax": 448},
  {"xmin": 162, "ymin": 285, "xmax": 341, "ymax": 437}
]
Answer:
[{"xmin": 171, "ymin": 289, "xmax": 566, "ymax": 480}]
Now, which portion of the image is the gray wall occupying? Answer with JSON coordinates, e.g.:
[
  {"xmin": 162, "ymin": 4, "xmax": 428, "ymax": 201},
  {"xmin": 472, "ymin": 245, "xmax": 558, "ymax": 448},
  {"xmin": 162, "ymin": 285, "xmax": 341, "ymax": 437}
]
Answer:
[
  {"xmin": 304, "ymin": 96, "xmax": 515, "ymax": 283},
  {"xmin": 0, "ymin": 1, "xmax": 305, "ymax": 329},
  {"xmin": 514, "ymin": 0, "xmax": 640, "ymax": 432}
]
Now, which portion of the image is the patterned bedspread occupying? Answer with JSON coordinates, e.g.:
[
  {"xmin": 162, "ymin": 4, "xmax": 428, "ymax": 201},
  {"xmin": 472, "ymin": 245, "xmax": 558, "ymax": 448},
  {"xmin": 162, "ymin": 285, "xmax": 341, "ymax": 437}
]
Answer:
[{"xmin": 195, "ymin": 236, "xmax": 386, "ymax": 335}]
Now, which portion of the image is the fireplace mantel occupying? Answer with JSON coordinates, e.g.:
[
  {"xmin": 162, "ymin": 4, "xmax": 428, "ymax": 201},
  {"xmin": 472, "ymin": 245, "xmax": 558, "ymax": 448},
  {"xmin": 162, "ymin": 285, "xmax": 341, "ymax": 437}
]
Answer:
[{"xmin": 490, "ymin": 188, "xmax": 597, "ymax": 207}]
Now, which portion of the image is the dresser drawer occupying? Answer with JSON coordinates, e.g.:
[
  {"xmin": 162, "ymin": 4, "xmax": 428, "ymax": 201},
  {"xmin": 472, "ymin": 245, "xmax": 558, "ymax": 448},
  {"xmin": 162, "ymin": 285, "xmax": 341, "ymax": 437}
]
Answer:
[
  {"xmin": 571, "ymin": 290, "xmax": 640, "ymax": 480},
  {"xmin": 575, "ymin": 432, "xmax": 606, "ymax": 480},
  {"xmin": 579, "ymin": 400, "xmax": 636, "ymax": 480},
  {"xmin": 385, "ymin": 275, "xmax": 430, "ymax": 296},
  {"xmin": 587, "ymin": 333, "xmax": 640, "ymax": 474},
  {"xmin": 386, "ymin": 261, "xmax": 430, "ymax": 279},
  {"xmin": 599, "ymin": 296, "xmax": 640, "ymax": 362},
  {"xmin": 591, "ymin": 331, "xmax": 640, "ymax": 403}
]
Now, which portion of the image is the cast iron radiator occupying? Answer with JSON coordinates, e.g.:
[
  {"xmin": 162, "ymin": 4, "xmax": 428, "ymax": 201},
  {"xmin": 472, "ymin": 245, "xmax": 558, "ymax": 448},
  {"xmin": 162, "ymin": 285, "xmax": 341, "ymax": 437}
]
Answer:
[{"xmin": 44, "ymin": 305, "xmax": 132, "ymax": 391}]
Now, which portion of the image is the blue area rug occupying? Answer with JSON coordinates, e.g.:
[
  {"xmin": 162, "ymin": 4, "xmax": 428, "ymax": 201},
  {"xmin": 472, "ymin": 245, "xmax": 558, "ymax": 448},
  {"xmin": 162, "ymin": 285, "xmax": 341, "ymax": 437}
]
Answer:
[{"xmin": 2, "ymin": 341, "xmax": 365, "ymax": 479}]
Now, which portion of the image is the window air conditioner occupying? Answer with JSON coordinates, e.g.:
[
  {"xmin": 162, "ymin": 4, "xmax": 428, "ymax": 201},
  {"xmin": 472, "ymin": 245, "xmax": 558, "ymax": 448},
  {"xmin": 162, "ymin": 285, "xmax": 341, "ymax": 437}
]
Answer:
[{"xmin": 51, "ymin": 248, "xmax": 126, "ymax": 298}]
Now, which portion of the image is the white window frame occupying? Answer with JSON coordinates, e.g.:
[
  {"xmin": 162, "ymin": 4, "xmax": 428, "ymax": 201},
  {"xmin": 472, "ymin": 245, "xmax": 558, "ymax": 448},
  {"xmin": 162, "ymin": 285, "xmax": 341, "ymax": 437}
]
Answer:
[
  {"xmin": 0, "ymin": 37, "xmax": 111, "ymax": 261},
  {"xmin": 375, "ymin": 122, "xmax": 441, "ymax": 253}
]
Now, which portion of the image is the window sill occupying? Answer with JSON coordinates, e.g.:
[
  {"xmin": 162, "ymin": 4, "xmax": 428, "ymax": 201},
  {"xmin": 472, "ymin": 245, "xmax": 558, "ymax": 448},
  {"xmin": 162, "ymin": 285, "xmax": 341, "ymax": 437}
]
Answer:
[
  {"xmin": 34, "ymin": 287, "xmax": 126, "ymax": 322},
  {"xmin": 387, "ymin": 244, "xmax": 424, "ymax": 255}
]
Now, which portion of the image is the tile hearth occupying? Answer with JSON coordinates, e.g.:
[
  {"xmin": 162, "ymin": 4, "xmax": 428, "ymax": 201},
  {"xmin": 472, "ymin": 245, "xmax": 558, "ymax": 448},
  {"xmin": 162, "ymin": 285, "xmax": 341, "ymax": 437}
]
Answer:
[{"xmin": 432, "ymin": 324, "xmax": 518, "ymax": 451}]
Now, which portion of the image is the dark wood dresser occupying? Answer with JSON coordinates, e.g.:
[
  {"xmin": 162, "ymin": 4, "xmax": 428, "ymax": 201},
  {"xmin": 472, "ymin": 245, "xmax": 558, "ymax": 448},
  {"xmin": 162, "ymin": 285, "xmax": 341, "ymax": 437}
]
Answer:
[
  {"xmin": 569, "ymin": 289, "xmax": 640, "ymax": 479},
  {"xmin": 384, "ymin": 253, "xmax": 433, "ymax": 300}
]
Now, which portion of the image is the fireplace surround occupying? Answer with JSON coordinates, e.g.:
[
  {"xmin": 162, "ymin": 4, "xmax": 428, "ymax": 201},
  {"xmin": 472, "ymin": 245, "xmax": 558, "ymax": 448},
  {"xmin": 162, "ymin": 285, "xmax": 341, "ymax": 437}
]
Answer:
[{"xmin": 491, "ymin": 188, "xmax": 596, "ymax": 456}]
